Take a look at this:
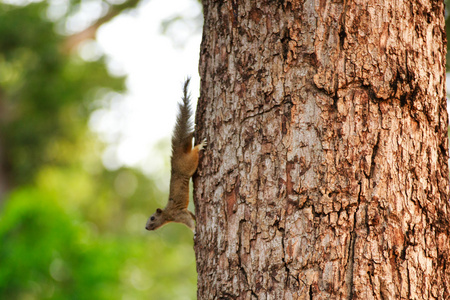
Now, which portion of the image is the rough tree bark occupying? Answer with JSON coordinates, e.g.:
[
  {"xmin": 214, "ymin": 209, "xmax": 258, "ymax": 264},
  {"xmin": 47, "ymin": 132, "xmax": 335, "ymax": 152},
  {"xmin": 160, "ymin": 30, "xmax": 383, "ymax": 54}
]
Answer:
[{"xmin": 194, "ymin": 0, "xmax": 450, "ymax": 299}]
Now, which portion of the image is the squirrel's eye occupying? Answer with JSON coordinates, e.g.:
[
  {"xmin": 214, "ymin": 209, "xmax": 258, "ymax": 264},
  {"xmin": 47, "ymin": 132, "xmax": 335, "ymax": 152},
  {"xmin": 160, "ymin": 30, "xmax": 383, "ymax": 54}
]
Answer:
[{"xmin": 150, "ymin": 216, "xmax": 155, "ymax": 221}]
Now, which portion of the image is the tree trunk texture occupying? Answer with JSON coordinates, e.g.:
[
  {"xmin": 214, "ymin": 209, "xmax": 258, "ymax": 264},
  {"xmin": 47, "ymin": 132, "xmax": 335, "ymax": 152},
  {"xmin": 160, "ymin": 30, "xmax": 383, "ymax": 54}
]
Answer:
[{"xmin": 194, "ymin": 0, "xmax": 450, "ymax": 299}]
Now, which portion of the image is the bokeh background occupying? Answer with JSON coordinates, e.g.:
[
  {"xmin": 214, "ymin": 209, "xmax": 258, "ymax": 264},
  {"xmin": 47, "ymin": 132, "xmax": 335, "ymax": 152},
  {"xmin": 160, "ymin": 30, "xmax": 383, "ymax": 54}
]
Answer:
[
  {"xmin": 0, "ymin": 0, "xmax": 201, "ymax": 299},
  {"xmin": 0, "ymin": 0, "xmax": 449, "ymax": 299}
]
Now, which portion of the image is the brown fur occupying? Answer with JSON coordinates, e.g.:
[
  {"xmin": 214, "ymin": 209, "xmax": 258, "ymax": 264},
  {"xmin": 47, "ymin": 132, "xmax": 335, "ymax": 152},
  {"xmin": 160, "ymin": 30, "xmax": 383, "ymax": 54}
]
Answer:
[{"xmin": 145, "ymin": 78, "xmax": 205, "ymax": 232}]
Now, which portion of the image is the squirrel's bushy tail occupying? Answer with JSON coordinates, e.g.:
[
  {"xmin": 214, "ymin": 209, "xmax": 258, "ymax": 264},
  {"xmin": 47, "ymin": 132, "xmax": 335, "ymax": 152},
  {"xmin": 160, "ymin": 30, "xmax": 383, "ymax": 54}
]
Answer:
[{"xmin": 172, "ymin": 78, "xmax": 193, "ymax": 153}]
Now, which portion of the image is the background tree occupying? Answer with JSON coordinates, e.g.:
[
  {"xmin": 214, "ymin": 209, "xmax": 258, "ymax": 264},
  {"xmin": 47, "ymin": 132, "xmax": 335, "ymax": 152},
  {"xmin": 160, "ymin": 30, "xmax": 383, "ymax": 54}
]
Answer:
[{"xmin": 194, "ymin": 0, "xmax": 450, "ymax": 298}]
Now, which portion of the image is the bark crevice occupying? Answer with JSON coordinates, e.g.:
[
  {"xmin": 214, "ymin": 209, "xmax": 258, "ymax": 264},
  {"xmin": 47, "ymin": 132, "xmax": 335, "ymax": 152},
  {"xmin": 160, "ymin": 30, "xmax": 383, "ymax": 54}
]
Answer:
[{"xmin": 346, "ymin": 231, "xmax": 357, "ymax": 299}]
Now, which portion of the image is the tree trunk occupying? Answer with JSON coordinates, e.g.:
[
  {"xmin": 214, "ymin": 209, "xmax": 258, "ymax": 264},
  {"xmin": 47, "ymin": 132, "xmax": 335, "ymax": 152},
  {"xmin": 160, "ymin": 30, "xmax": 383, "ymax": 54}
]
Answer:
[{"xmin": 194, "ymin": 0, "xmax": 450, "ymax": 299}]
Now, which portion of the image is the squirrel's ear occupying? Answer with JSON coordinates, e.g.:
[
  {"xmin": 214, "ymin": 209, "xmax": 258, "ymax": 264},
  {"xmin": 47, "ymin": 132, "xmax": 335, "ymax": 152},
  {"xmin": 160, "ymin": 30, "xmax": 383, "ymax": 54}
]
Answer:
[{"xmin": 156, "ymin": 208, "xmax": 162, "ymax": 214}]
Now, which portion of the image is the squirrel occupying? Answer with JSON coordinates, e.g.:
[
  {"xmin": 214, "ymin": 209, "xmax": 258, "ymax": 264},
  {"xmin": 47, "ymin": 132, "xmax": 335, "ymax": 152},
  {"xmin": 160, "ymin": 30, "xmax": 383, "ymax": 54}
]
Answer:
[{"xmin": 145, "ymin": 78, "xmax": 206, "ymax": 232}]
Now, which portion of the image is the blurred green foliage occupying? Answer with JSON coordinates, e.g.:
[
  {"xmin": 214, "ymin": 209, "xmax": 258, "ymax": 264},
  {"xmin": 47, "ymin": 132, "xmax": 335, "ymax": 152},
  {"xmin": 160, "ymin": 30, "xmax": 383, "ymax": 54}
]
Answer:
[
  {"xmin": 0, "ymin": 1, "xmax": 196, "ymax": 299},
  {"xmin": 0, "ymin": 2, "xmax": 125, "ymax": 185}
]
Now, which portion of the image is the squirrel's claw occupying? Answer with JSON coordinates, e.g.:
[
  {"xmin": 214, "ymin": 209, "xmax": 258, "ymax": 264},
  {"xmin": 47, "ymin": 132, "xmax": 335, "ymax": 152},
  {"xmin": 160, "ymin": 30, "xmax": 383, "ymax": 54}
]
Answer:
[{"xmin": 198, "ymin": 138, "xmax": 207, "ymax": 150}]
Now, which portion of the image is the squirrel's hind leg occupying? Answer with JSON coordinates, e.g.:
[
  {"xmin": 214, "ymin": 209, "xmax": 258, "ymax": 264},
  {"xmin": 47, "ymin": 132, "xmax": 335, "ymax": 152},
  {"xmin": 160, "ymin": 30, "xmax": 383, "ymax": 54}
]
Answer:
[
  {"xmin": 197, "ymin": 138, "xmax": 207, "ymax": 151},
  {"xmin": 182, "ymin": 139, "xmax": 206, "ymax": 176}
]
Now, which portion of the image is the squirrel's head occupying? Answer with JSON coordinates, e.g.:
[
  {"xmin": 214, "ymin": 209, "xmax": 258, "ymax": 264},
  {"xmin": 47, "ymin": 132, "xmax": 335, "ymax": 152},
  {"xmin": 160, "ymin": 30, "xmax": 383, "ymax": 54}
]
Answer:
[{"xmin": 145, "ymin": 208, "xmax": 167, "ymax": 231}]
